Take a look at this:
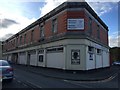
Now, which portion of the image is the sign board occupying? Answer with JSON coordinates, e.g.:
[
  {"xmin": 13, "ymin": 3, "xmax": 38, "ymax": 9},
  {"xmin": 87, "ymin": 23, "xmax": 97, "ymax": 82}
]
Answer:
[
  {"xmin": 67, "ymin": 19, "xmax": 84, "ymax": 30},
  {"xmin": 71, "ymin": 50, "xmax": 80, "ymax": 64},
  {"xmin": 89, "ymin": 53, "xmax": 93, "ymax": 60}
]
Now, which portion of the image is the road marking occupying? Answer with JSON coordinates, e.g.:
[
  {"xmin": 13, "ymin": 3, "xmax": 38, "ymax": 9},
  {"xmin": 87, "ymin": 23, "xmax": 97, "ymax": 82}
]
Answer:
[
  {"xmin": 63, "ymin": 79, "xmax": 68, "ymax": 82},
  {"xmin": 62, "ymin": 73, "xmax": 118, "ymax": 84},
  {"xmin": 17, "ymin": 80, "xmax": 21, "ymax": 83},
  {"xmin": 22, "ymin": 83, "xmax": 28, "ymax": 87},
  {"xmin": 25, "ymin": 80, "xmax": 42, "ymax": 88},
  {"xmin": 63, "ymin": 80, "xmax": 92, "ymax": 88}
]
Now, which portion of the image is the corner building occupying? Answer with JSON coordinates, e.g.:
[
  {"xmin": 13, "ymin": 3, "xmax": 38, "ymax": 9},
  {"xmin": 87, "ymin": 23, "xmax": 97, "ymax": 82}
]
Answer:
[{"xmin": 2, "ymin": 2, "xmax": 110, "ymax": 70}]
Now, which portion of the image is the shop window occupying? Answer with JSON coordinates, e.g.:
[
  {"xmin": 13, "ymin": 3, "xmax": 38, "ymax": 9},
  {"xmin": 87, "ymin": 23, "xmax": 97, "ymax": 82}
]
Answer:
[
  {"xmin": 47, "ymin": 47, "xmax": 63, "ymax": 53},
  {"xmin": 47, "ymin": 48, "xmax": 56, "ymax": 52},
  {"xmin": 38, "ymin": 50, "xmax": 44, "ymax": 54},
  {"xmin": 88, "ymin": 46, "xmax": 94, "ymax": 53},
  {"xmin": 97, "ymin": 49, "xmax": 101, "ymax": 54},
  {"xmin": 39, "ymin": 55, "xmax": 44, "ymax": 62},
  {"xmin": 57, "ymin": 47, "xmax": 63, "ymax": 52}
]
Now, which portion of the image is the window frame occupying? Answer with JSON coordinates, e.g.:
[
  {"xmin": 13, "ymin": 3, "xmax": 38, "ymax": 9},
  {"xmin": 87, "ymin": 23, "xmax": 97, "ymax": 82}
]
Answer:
[
  {"xmin": 24, "ymin": 34, "xmax": 26, "ymax": 44},
  {"xmin": 31, "ymin": 30, "xmax": 34, "ymax": 42},
  {"xmin": 97, "ymin": 25, "xmax": 100, "ymax": 39},
  {"xmin": 97, "ymin": 49, "xmax": 102, "ymax": 55},
  {"xmin": 38, "ymin": 54, "xmax": 44, "ymax": 62},
  {"xmin": 89, "ymin": 17, "xmax": 92, "ymax": 35},
  {"xmin": 88, "ymin": 46, "xmax": 94, "ymax": 53},
  {"xmin": 20, "ymin": 36, "xmax": 22, "ymax": 45},
  {"xmin": 40, "ymin": 25, "xmax": 45, "ymax": 38},
  {"xmin": 52, "ymin": 18, "xmax": 57, "ymax": 33}
]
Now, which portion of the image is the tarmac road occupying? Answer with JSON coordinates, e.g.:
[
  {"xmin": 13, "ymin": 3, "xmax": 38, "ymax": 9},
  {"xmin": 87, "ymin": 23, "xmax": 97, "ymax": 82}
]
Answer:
[{"xmin": 2, "ymin": 64, "xmax": 120, "ymax": 89}]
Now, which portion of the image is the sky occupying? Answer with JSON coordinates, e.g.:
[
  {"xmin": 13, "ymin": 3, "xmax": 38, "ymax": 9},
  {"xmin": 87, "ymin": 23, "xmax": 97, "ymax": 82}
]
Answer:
[{"xmin": 0, "ymin": 0, "xmax": 119, "ymax": 47}]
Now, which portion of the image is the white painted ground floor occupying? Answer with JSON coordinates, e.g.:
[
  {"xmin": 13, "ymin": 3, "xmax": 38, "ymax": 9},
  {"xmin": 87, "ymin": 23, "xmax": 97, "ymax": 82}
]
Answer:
[{"xmin": 3, "ymin": 39, "xmax": 110, "ymax": 70}]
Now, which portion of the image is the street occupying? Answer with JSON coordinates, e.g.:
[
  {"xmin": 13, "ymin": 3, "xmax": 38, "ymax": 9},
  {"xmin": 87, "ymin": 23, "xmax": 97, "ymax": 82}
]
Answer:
[{"xmin": 2, "ymin": 64, "xmax": 120, "ymax": 89}]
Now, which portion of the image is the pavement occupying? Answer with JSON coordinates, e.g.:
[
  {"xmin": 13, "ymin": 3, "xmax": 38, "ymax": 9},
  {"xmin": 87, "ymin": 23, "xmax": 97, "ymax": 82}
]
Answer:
[{"xmin": 12, "ymin": 64, "xmax": 120, "ymax": 81}]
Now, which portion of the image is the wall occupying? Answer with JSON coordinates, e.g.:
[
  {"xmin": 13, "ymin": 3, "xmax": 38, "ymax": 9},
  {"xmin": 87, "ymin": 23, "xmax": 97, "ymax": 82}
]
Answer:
[
  {"xmin": 85, "ymin": 40, "xmax": 109, "ymax": 70},
  {"xmin": 66, "ymin": 45, "xmax": 86, "ymax": 70}
]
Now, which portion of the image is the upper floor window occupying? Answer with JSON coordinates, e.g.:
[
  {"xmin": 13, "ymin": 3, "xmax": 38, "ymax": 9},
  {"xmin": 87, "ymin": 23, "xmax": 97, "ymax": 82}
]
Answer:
[
  {"xmin": 24, "ymin": 34, "xmax": 26, "ymax": 44},
  {"xmin": 20, "ymin": 36, "xmax": 22, "ymax": 45},
  {"xmin": 31, "ymin": 30, "xmax": 34, "ymax": 42},
  {"xmin": 13, "ymin": 39, "xmax": 15, "ymax": 47},
  {"xmin": 97, "ymin": 25, "xmax": 100, "ymax": 39},
  {"xmin": 40, "ymin": 26, "xmax": 44, "ymax": 38},
  {"xmin": 52, "ymin": 18, "xmax": 57, "ymax": 33},
  {"xmin": 89, "ymin": 17, "xmax": 92, "ymax": 35},
  {"xmin": 16, "ymin": 37, "xmax": 18, "ymax": 46}
]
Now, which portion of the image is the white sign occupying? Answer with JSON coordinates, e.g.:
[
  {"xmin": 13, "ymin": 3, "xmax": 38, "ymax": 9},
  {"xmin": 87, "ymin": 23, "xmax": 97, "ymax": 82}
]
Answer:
[
  {"xmin": 67, "ymin": 19, "xmax": 84, "ymax": 30},
  {"xmin": 89, "ymin": 53, "xmax": 93, "ymax": 60}
]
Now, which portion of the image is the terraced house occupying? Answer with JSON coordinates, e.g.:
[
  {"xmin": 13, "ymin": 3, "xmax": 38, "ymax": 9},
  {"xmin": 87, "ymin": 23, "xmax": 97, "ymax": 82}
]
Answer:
[{"xmin": 2, "ymin": 1, "xmax": 110, "ymax": 70}]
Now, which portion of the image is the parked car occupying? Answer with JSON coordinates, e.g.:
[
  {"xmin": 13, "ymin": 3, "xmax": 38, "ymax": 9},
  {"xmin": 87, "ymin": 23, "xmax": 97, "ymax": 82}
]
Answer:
[
  {"xmin": 0, "ymin": 60, "xmax": 14, "ymax": 82},
  {"xmin": 112, "ymin": 61, "xmax": 120, "ymax": 66}
]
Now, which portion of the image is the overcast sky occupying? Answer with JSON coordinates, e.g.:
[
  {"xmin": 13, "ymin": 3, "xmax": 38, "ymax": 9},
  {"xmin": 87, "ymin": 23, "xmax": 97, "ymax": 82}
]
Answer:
[{"xmin": 0, "ymin": 0, "xmax": 119, "ymax": 47}]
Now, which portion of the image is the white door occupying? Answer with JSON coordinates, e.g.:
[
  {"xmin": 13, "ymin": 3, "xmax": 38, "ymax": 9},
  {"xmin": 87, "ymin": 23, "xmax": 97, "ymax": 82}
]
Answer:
[
  {"xmin": 86, "ymin": 53, "xmax": 95, "ymax": 70},
  {"xmin": 47, "ymin": 52, "xmax": 64, "ymax": 69},
  {"xmin": 8, "ymin": 55, "xmax": 12, "ymax": 61},
  {"xmin": 103, "ymin": 51, "xmax": 109, "ymax": 67},
  {"xmin": 19, "ymin": 53, "xmax": 26, "ymax": 65},
  {"xmin": 30, "ymin": 53, "xmax": 37, "ymax": 66},
  {"xmin": 96, "ymin": 54, "xmax": 102, "ymax": 68}
]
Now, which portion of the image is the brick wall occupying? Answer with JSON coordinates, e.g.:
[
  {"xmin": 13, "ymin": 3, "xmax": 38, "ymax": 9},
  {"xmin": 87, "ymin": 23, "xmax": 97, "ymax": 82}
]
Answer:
[{"xmin": 3, "ymin": 8, "xmax": 108, "ymax": 52}]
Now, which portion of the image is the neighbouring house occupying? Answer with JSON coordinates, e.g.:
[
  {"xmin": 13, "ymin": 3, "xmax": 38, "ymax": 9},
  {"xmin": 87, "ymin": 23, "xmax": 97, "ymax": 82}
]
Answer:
[
  {"xmin": 110, "ymin": 47, "xmax": 120, "ymax": 65},
  {"xmin": 2, "ymin": 1, "xmax": 110, "ymax": 70}
]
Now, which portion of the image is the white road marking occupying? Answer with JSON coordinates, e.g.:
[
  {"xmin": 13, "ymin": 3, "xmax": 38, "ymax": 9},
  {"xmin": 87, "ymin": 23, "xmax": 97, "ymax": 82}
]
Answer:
[
  {"xmin": 25, "ymin": 80, "xmax": 42, "ymax": 88},
  {"xmin": 22, "ymin": 83, "xmax": 28, "ymax": 87},
  {"xmin": 63, "ymin": 73, "xmax": 118, "ymax": 84},
  {"xmin": 63, "ymin": 80, "xmax": 92, "ymax": 88},
  {"xmin": 17, "ymin": 80, "xmax": 21, "ymax": 83}
]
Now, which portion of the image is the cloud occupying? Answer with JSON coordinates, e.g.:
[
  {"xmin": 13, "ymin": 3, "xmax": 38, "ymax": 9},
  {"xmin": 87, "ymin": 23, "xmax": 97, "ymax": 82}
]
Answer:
[
  {"xmin": 39, "ymin": 0, "xmax": 118, "ymax": 17},
  {"xmin": 0, "ymin": 18, "xmax": 19, "ymax": 28},
  {"xmin": 0, "ymin": 17, "xmax": 36, "ymax": 40},
  {"xmin": 109, "ymin": 32, "xmax": 119, "ymax": 47},
  {"xmin": 40, "ymin": 0, "xmax": 66, "ymax": 17},
  {"xmin": 0, "ymin": 10, "xmax": 36, "ymax": 40},
  {"xmin": 88, "ymin": 2, "xmax": 117, "ymax": 16},
  {"xmin": 0, "ymin": 33, "xmax": 14, "ymax": 41}
]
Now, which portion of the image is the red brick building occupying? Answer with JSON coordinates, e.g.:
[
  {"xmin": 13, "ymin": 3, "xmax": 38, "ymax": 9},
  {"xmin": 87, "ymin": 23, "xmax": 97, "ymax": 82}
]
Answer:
[{"xmin": 2, "ymin": 1, "xmax": 109, "ymax": 70}]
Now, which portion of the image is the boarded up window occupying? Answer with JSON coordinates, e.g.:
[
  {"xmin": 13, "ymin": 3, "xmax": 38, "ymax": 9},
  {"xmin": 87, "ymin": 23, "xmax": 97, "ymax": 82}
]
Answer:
[{"xmin": 71, "ymin": 49, "xmax": 80, "ymax": 64}]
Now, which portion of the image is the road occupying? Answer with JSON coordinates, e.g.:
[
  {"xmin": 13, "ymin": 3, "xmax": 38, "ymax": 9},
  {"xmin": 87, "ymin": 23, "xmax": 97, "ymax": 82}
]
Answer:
[{"xmin": 2, "ymin": 64, "xmax": 120, "ymax": 89}]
